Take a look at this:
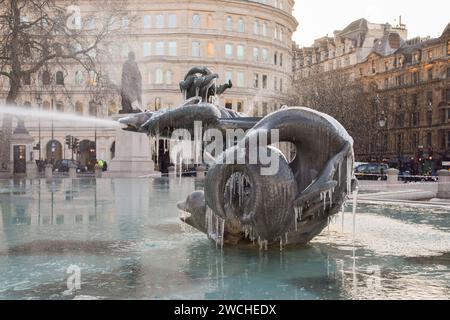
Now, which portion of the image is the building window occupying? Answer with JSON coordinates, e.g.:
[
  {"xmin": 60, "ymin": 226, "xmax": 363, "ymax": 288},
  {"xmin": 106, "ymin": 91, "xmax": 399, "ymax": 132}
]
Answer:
[
  {"xmin": 225, "ymin": 44, "xmax": 233, "ymax": 58},
  {"xmin": 22, "ymin": 73, "xmax": 31, "ymax": 85},
  {"xmin": 447, "ymin": 67, "xmax": 450, "ymax": 78},
  {"xmin": 262, "ymin": 48, "xmax": 268, "ymax": 63},
  {"xmin": 89, "ymin": 101, "xmax": 97, "ymax": 116},
  {"xmin": 427, "ymin": 110, "xmax": 433, "ymax": 127},
  {"xmin": 262, "ymin": 102, "xmax": 268, "ymax": 115},
  {"xmin": 262, "ymin": 74, "xmax": 267, "ymax": 89},
  {"xmin": 169, "ymin": 41, "xmax": 177, "ymax": 56},
  {"xmin": 42, "ymin": 71, "xmax": 51, "ymax": 85},
  {"xmin": 225, "ymin": 71, "xmax": 233, "ymax": 83},
  {"xmin": 168, "ymin": 14, "xmax": 176, "ymax": 28},
  {"xmin": 237, "ymin": 18, "xmax": 244, "ymax": 32},
  {"xmin": 155, "ymin": 14, "xmax": 164, "ymax": 28},
  {"xmin": 280, "ymin": 53, "xmax": 283, "ymax": 66},
  {"xmin": 225, "ymin": 101, "xmax": 232, "ymax": 110},
  {"xmin": 56, "ymin": 71, "xmax": 64, "ymax": 85},
  {"xmin": 74, "ymin": 71, "xmax": 83, "ymax": 85},
  {"xmin": 237, "ymin": 45, "xmax": 245, "ymax": 60},
  {"xmin": 253, "ymin": 47, "xmax": 259, "ymax": 62},
  {"xmin": 192, "ymin": 41, "xmax": 200, "ymax": 57},
  {"xmin": 155, "ymin": 41, "xmax": 164, "ymax": 55},
  {"xmin": 280, "ymin": 78, "xmax": 283, "ymax": 92},
  {"xmin": 192, "ymin": 14, "xmax": 201, "ymax": 28},
  {"xmin": 274, "ymin": 77, "xmax": 277, "ymax": 91},
  {"xmin": 143, "ymin": 42, "xmax": 151, "ymax": 56},
  {"xmin": 155, "ymin": 69, "xmax": 163, "ymax": 84},
  {"xmin": 427, "ymin": 131, "xmax": 432, "ymax": 147},
  {"xmin": 207, "ymin": 42, "xmax": 214, "ymax": 57},
  {"xmin": 274, "ymin": 52, "xmax": 277, "ymax": 65},
  {"xmin": 226, "ymin": 16, "xmax": 232, "ymax": 31},
  {"xmin": 426, "ymin": 91, "xmax": 433, "ymax": 104},
  {"xmin": 165, "ymin": 70, "xmax": 172, "ymax": 85},
  {"xmin": 237, "ymin": 101, "xmax": 243, "ymax": 112},
  {"xmin": 262, "ymin": 22, "xmax": 267, "ymax": 36},
  {"xmin": 237, "ymin": 72, "xmax": 244, "ymax": 87},
  {"xmin": 253, "ymin": 73, "xmax": 259, "ymax": 88},
  {"xmin": 427, "ymin": 50, "xmax": 433, "ymax": 60},
  {"xmin": 274, "ymin": 25, "xmax": 278, "ymax": 40},
  {"xmin": 428, "ymin": 68, "xmax": 433, "ymax": 81},
  {"xmin": 253, "ymin": 21, "xmax": 259, "ymax": 35},
  {"xmin": 447, "ymin": 40, "xmax": 450, "ymax": 55},
  {"xmin": 143, "ymin": 15, "xmax": 151, "ymax": 28}
]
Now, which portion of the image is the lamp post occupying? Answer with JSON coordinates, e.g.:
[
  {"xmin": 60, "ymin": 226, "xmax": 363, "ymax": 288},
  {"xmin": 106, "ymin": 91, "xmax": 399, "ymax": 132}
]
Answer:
[
  {"xmin": 378, "ymin": 111, "xmax": 387, "ymax": 163},
  {"xmin": 35, "ymin": 93, "xmax": 42, "ymax": 161}
]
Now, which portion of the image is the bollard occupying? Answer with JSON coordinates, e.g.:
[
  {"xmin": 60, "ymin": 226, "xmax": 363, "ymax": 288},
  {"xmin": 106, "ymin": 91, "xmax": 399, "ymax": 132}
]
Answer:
[
  {"xmin": 68, "ymin": 163, "xmax": 77, "ymax": 179},
  {"xmin": 386, "ymin": 168, "xmax": 399, "ymax": 185},
  {"xmin": 44, "ymin": 164, "xmax": 53, "ymax": 179},
  {"xmin": 437, "ymin": 170, "xmax": 450, "ymax": 199}
]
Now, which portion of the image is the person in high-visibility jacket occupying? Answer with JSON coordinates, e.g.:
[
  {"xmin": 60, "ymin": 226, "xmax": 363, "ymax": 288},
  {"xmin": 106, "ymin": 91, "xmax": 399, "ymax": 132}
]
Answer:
[{"xmin": 96, "ymin": 159, "xmax": 104, "ymax": 170}]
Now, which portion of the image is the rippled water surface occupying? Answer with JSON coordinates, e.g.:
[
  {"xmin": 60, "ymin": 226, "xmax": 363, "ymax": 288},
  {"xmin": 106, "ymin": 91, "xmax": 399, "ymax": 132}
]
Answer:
[{"xmin": 0, "ymin": 178, "xmax": 449, "ymax": 300}]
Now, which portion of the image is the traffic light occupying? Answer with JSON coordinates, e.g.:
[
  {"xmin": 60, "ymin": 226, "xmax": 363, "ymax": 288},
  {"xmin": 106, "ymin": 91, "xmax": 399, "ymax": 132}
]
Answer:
[
  {"xmin": 72, "ymin": 138, "xmax": 80, "ymax": 150},
  {"xmin": 65, "ymin": 135, "xmax": 72, "ymax": 148}
]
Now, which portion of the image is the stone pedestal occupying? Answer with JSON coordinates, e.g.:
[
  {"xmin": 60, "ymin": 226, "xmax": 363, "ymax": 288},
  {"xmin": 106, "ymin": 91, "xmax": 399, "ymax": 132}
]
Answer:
[
  {"xmin": 437, "ymin": 170, "xmax": 450, "ymax": 199},
  {"xmin": 95, "ymin": 168, "xmax": 103, "ymax": 178},
  {"xmin": 45, "ymin": 164, "xmax": 53, "ymax": 179},
  {"xmin": 69, "ymin": 163, "xmax": 77, "ymax": 179},
  {"xmin": 105, "ymin": 114, "xmax": 160, "ymax": 178},
  {"xmin": 386, "ymin": 168, "xmax": 399, "ymax": 185}
]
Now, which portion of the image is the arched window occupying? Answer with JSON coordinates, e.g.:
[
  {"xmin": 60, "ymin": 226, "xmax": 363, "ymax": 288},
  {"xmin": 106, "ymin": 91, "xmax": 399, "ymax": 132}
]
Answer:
[
  {"xmin": 43, "ymin": 101, "xmax": 50, "ymax": 110},
  {"xmin": 262, "ymin": 23, "xmax": 267, "ymax": 36},
  {"xmin": 155, "ymin": 69, "xmax": 163, "ymax": 84},
  {"xmin": 42, "ymin": 71, "xmax": 51, "ymax": 85},
  {"xmin": 253, "ymin": 20, "xmax": 259, "ymax": 35},
  {"xmin": 74, "ymin": 70, "xmax": 83, "ymax": 85},
  {"xmin": 237, "ymin": 18, "xmax": 244, "ymax": 32},
  {"xmin": 165, "ymin": 70, "xmax": 172, "ymax": 85},
  {"xmin": 56, "ymin": 101, "xmax": 64, "ymax": 112},
  {"xmin": 89, "ymin": 101, "xmax": 97, "ymax": 116},
  {"xmin": 56, "ymin": 71, "xmax": 64, "ymax": 85},
  {"xmin": 75, "ymin": 101, "xmax": 83, "ymax": 115},
  {"xmin": 226, "ymin": 16, "xmax": 232, "ymax": 31},
  {"xmin": 192, "ymin": 14, "xmax": 200, "ymax": 28}
]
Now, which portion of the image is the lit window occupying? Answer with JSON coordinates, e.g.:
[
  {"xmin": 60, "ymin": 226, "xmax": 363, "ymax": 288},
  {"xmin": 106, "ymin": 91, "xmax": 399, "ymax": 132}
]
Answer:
[
  {"xmin": 192, "ymin": 14, "xmax": 201, "ymax": 28},
  {"xmin": 226, "ymin": 16, "xmax": 232, "ymax": 31},
  {"xmin": 192, "ymin": 41, "xmax": 200, "ymax": 57},
  {"xmin": 237, "ymin": 18, "xmax": 244, "ymax": 32},
  {"xmin": 237, "ymin": 45, "xmax": 245, "ymax": 60},
  {"xmin": 155, "ymin": 42, "xmax": 164, "ymax": 55},
  {"xmin": 143, "ymin": 15, "xmax": 151, "ymax": 28},
  {"xmin": 156, "ymin": 14, "xmax": 164, "ymax": 28},
  {"xmin": 225, "ymin": 44, "xmax": 233, "ymax": 58},
  {"xmin": 155, "ymin": 69, "xmax": 163, "ymax": 84},
  {"xmin": 207, "ymin": 42, "xmax": 215, "ymax": 57},
  {"xmin": 143, "ymin": 42, "xmax": 151, "ymax": 57},
  {"xmin": 237, "ymin": 72, "xmax": 244, "ymax": 87},
  {"xmin": 169, "ymin": 41, "xmax": 177, "ymax": 56},
  {"xmin": 168, "ymin": 14, "xmax": 176, "ymax": 28}
]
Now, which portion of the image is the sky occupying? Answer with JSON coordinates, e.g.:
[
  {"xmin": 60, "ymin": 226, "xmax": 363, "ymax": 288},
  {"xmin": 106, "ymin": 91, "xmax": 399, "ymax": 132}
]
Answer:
[{"xmin": 292, "ymin": 0, "xmax": 450, "ymax": 47}]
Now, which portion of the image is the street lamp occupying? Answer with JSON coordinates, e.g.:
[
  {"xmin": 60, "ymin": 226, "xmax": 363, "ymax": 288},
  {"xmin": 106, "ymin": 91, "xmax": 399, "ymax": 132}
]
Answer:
[
  {"xmin": 378, "ymin": 111, "xmax": 387, "ymax": 163},
  {"xmin": 35, "ymin": 93, "xmax": 42, "ymax": 161}
]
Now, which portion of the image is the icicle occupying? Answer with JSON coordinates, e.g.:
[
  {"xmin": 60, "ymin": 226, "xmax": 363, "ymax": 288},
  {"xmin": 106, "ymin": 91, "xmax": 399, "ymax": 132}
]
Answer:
[
  {"xmin": 294, "ymin": 207, "xmax": 298, "ymax": 231},
  {"xmin": 285, "ymin": 232, "xmax": 288, "ymax": 244},
  {"xmin": 352, "ymin": 188, "xmax": 358, "ymax": 240},
  {"xmin": 221, "ymin": 219, "xmax": 225, "ymax": 249},
  {"xmin": 258, "ymin": 236, "xmax": 262, "ymax": 250},
  {"xmin": 338, "ymin": 161, "xmax": 342, "ymax": 186},
  {"xmin": 264, "ymin": 240, "xmax": 268, "ymax": 251},
  {"xmin": 279, "ymin": 237, "xmax": 283, "ymax": 251}
]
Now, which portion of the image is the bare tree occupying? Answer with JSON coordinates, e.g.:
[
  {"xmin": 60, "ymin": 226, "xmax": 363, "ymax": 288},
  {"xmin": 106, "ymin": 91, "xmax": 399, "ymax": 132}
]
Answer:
[
  {"xmin": 0, "ymin": 0, "xmax": 126, "ymax": 169},
  {"xmin": 289, "ymin": 70, "xmax": 380, "ymax": 159}
]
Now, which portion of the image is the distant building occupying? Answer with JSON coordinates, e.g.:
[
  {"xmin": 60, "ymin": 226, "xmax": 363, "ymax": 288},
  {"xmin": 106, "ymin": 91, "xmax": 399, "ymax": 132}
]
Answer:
[{"xmin": 293, "ymin": 19, "xmax": 450, "ymax": 172}]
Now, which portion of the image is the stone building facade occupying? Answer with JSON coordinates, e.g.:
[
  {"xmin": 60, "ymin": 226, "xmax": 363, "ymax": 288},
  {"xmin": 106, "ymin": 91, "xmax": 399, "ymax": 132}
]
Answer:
[
  {"xmin": 293, "ymin": 18, "xmax": 450, "ymax": 172},
  {"xmin": 0, "ymin": 0, "xmax": 298, "ymax": 173}
]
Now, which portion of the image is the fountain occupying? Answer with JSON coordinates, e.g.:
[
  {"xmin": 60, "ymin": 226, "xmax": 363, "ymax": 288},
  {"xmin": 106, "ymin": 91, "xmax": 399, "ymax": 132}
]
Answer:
[{"xmin": 119, "ymin": 67, "xmax": 357, "ymax": 249}]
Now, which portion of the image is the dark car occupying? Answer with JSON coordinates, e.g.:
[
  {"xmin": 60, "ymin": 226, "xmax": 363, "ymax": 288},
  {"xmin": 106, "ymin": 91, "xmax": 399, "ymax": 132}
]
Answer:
[
  {"xmin": 355, "ymin": 163, "xmax": 388, "ymax": 180},
  {"xmin": 53, "ymin": 159, "xmax": 87, "ymax": 173},
  {"xmin": 399, "ymin": 170, "xmax": 438, "ymax": 182}
]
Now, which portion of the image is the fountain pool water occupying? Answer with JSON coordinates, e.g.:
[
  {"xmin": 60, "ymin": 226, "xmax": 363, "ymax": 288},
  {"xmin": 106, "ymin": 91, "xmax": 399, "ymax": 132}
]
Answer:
[{"xmin": 0, "ymin": 177, "xmax": 449, "ymax": 300}]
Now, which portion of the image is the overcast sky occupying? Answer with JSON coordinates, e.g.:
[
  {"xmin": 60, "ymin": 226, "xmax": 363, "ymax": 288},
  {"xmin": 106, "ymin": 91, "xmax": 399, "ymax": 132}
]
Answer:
[{"xmin": 292, "ymin": 0, "xmax": 450, "ymax": 46}]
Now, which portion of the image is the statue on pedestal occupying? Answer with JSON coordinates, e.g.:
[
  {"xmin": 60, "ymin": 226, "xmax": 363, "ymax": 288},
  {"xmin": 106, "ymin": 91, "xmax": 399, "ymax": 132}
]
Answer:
[{"xmin": 119, "ymin": 51, "xmax": 142, "ymax": 114}]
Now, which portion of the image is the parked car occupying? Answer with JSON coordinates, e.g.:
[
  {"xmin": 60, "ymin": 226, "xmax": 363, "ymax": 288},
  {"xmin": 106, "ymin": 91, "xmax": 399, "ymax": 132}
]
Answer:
[
  {"xmin": 399, "ymin": 171, "xmax": 438, "ymax": 182},
  {"xmin": 53, "ymin": 159, "xmax": 87, "ymax": 173},
  {"xmin": 355, "ymin": 163, "xmax": 388, "ymax": 180}
]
